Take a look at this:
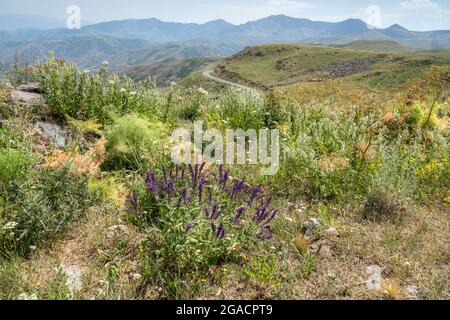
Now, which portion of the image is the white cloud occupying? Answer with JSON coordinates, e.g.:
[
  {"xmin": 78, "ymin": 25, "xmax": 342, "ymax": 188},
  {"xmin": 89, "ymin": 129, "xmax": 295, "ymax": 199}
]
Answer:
[
  {"xmin": 398, "ymin": 0, "xmax": 450, "ymax": 30},
  {"xmin": 265, "ymin": 0, "xmax": 315, "ymax": 10},
  {"xmin": 201, "ymin": 0, "xmax": 315, "ymax": 24},
  {"xmin": 400, "ymin": 0, "xmax": 438, "ymax": 10},
  {"xmin": 354, "ymin": 5, "xmax": 382, "ymax": 29}
]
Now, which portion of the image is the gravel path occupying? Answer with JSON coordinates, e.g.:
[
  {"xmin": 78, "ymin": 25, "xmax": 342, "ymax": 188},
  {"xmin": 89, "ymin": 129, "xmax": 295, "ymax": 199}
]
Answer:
[{"xmin": 202, "ymin": 69, "xmax": 260, "ymax": 96}]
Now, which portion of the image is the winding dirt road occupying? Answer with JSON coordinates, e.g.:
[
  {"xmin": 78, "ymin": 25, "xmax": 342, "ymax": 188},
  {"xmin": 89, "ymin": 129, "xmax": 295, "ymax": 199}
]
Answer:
[{"xmin": 202, "ymin": 69, "xmax": 260, "ymax": 96}]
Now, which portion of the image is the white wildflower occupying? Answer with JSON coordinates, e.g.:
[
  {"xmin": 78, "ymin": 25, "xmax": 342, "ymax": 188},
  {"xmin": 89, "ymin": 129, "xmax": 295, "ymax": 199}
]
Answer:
[
  {"xmin": 131, "ymin": 273, "xmax": 142, "ymax": 281},
  {"xmin": 120, "ymin": 88, "xmax": 127, "ymax": 93},
  {"xmin": 3, "ymin": 221, "xmax": 18, "ymax": 230},
  {"xmin": 197, "ymin": 87, "xmax": 208, "ymax": 95},
  {"xmin": 18, "ymin": 293, "xmax": 38, "ymax": 300}
]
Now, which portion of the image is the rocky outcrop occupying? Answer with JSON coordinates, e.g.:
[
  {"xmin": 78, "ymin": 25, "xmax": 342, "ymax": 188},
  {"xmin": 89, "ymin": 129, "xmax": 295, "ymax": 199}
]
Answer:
[
  {"xmin": 10, "ymin": 82, "xmax": 44, "ymax": 104},
  {"xmin": 307, "ymin": 57, "xmax": 378, "ymax": 79},
  {"xmin": 35, "ymin": 121, "xmax": 70, "ymax": 149}
]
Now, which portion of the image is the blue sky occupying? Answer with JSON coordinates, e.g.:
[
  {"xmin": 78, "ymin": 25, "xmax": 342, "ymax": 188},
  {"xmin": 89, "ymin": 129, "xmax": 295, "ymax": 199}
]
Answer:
[{"xmin": 1, "ymin": 0, "xmax": 449, "ymax": 31}]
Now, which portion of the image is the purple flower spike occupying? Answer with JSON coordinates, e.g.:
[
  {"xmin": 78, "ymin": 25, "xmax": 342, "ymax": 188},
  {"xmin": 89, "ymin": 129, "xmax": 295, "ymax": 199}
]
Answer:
[
  {"xmin": 127, "ymin": 192, "xmax": 139, "ymax": 215},
  {"xmin": 211, "ymin": 222, "xmax": 217, "ymax": 235},
  {"xmin": 231, "ymin": 206, "xmax": 246, "ymax": 224},
  {"xmin": 185, "ymin": 223, "xmax": 194, "ymax": 233},
  {"xmin": 167, "ymin": 181, "xmax": 174, "ymax": 203},
  {"xmin": 203, "ymin": 208, "xmax": 210, "ymax": 219},
  {"xmin": 181, "ymin": 187, "xmax": 189, "ymax": 206},
  {"xmin": 211, "ymin": 203, "xmax": 219, "ymax": 219},
  {"xmin": 145, "ymin": 172, "xmax": 152, "ymax": 184},
  {"xmin": 188, "ymin": 164, "xmax": 194, "ymax": 180},
  {"xmin": 262, "ymin": 209, "xmax": 278, "ymax": 226},
  {"xmin": 217, "ymin": 222, "xmax": 225, "ymax": 239},
  {"xmin": 236, "ymin": 206, "xmax": 246, "ymax": 218}
]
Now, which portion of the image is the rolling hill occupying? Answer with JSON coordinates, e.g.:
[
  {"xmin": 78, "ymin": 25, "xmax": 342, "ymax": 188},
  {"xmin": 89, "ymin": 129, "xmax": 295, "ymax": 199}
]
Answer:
[
  {"xmin": 335, "ymin": 40, "xmax": 411, "ymax": 53},
  {"xmin": 0, "ymin": 37, "xmax": 237, "ymax": 69},
  {"xmin": 213, "ymin": 43, "xmax": 450, "ymax": 90}
]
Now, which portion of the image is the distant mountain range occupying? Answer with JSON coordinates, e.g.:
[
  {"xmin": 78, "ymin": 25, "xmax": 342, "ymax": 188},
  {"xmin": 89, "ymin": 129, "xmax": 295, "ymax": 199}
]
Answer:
[
  {"xmin": 1, "ymin": 14, "xmax": 449, "ymax": 48},
  {"xmin": 0, "ymin": 14, "xmax": 449, "ymax": 72},
  {"xmin": 0, "ymin": 14, "xmax": 93, "ymax": 31}
]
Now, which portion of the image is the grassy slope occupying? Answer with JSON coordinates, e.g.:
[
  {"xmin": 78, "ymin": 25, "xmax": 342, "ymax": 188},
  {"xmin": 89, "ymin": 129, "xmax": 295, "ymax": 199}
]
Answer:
[
  {"xmin": 336, "ymin": 40, "xmax": 411, "ymax": 53},
  {"xmin": 218, "ymin": 43, "xmax": 450, "ymax": 90}
]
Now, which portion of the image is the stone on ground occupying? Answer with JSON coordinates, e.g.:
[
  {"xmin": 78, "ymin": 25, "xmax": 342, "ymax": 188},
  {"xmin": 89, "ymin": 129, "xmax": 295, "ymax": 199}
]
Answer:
[
  {"xmin": 11, "ymin": 90, "xmax": 45, "ymax": 104},
  {"xmin": 65, "ymin": 265, "xmax": 82, "ymax": 293},
  {"xmin": 35, "ymin": 121, "xmax": 69, "ymax": 149}
]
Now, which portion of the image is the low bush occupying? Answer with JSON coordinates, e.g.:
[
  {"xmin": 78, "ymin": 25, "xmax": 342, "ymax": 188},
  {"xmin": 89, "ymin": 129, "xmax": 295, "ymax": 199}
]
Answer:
[
  {"xmin": 0, "ymin": 166, "xmax": 92, "ymax": 257},
  {"xmin": 0, "ymin": 148, "xmax": 31, "ymax": 192},
  {"xmin": 126, "ymin": 164, "xmax": 278, "ymax": 297},
  {"xmin": 33, "ymin": 56, "xmax": 160, "ymax": 123},
  {"xmin": 103, "ymin": 114, "xmax": 171, "ymax": 171}
]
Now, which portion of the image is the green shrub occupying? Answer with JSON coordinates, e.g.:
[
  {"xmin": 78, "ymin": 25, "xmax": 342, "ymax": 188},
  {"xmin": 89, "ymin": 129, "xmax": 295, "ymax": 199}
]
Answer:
[
  {"xmin": 128, "ymin": 164, "xmax": 278, "ymax": 297},
  {"xmin": 33, "ymin": 56, "xmax": 160, "ymax": 123},
  {"xmin": 0, "ymin": 166, "xmax": 92, "ymax": 257},
  {"xmin": 262, "ymin": 91, "xmax": 289, "ymax": 129},
  {"xmin": 0, "ymin": 148, "xmax": 31, "ymax": 191},
  {"xmin": 176, "ymin": 94, "xmax": 203, "ymax": 121},
  {"xmin": 362, "ymin": 143, "xmax": 417, "ymax": 221},
  {"xmin": 103, "ymin": 114, "xmax": 171, "ymax": 171},
  {"xmin": 206, "ymin": 90, "xmax": 265, "ymax": 130}
]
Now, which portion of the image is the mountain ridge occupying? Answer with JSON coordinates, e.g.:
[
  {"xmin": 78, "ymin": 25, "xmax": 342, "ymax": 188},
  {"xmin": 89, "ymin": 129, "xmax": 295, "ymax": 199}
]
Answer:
[{"xmin": 1, "ymin": 14, "xmax": 448, "ymax": 49}]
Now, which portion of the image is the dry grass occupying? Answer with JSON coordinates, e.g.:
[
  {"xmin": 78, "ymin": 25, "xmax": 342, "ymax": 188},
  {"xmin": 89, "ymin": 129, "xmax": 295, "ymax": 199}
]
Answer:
[
  {"xmin": 190, "ymin": 202, "xmax": 449, "ymax": 300},
  {"xmin": 1, "ymin": 204, "xmax": 147, "ymax": 300}
]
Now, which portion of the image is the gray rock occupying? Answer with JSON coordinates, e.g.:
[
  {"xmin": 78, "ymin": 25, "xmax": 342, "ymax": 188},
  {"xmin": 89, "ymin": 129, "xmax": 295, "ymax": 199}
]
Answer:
[
  {"xmin": 36, "ymin": 121, "xmax": 69, "ymax": 149},
  {"xmin": 404, "ymin": 285, "xmax": 420, "ymax": 300},
  {"xmin": 307, "ymin": 57, "xmax": 378, "ymax": 79},
  {"xmin": 65, "ymin": 265, "xmax": 82, "ymax": 293},
  {"xmin": 366, "ymin": 265, "xmax": 383, "ymax": 290},
  {"xmin": 325, "ymin": 226, "xmax": 339, "ymax": 237},
  {"xmin": 16, "ymin": 83, "xmax": 42, "ymax": 93},
  {"xmin": 11, "ymin": 90, "xmax": 44, "ymax": 104},
  {"xmin": 301, "ymin": 218, "xmax": 321, "ymax": 236},
  {"xmin": 106, "ymin": 225, "xmax": 129, "ymax": 240}
]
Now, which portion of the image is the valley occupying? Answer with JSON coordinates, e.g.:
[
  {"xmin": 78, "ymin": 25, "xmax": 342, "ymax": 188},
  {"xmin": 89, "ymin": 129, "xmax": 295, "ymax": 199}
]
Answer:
[{"xmin": 212, "ymin": 43, "xmax": 450, "ymax": 90}]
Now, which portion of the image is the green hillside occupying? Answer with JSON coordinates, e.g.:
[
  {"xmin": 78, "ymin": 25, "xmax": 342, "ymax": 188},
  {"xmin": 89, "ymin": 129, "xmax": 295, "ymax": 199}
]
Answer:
[
  {"xmin": 336, "ymin": 40, "xmax": 411, "ymax": 53},
  {"xmin": 216, "ymin": 43, "xmax": 450, "ymax": 90}
]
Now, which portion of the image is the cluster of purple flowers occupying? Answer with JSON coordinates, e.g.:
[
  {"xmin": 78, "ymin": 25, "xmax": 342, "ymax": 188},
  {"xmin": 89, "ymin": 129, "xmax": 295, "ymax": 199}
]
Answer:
[{"xmin": 127, "ymin": 164, "xmax": 278, "ymax": 241}]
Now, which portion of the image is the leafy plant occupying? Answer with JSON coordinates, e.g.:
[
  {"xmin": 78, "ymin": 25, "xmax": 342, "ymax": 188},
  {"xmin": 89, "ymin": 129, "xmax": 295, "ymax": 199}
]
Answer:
[
  {"xmin": 0, "ymin": 148, "xmax": 31, "ymax": 192},
  {"xmin": 244, "ymin": 255, "xmax": 280, "ymax": 285},
  {"xmin": 103, "ymin": 114, "xmax": 171, "ymax": 171},
  {"xmin": 127, "ymin": 164, "xmax": 278, "ymax": 297},
  {"xmin": 0, "ymin": 166, "xmax": 92, "ymax": 257}
]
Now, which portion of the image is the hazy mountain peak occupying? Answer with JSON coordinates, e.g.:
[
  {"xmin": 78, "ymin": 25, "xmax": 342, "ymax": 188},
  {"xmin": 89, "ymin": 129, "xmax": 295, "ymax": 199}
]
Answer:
[
  {"xmin": 387, "ymin": 24, "xmax": 409, "ymax": 31},
  {"xmin": 204, "ymin": 19, "xmax": 232, "ymax": 25}
]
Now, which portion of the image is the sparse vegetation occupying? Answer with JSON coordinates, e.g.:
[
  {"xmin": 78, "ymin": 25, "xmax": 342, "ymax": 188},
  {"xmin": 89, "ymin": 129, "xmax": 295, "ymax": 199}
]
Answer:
[{"xmin": 0, "ymin": 47, "xmax": 448, "ymax": 301}]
